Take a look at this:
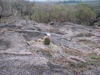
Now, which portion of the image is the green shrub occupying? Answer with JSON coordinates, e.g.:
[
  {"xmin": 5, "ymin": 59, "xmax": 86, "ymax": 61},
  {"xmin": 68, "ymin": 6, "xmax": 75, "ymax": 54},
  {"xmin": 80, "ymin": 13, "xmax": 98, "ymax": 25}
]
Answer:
[
  {"xmin": 74, "ymin": 4, "xmax": 95, "ymax": 25},
  {"xmin": 76, "ymin": 33, "xmax": 84, "ymax": 37}
]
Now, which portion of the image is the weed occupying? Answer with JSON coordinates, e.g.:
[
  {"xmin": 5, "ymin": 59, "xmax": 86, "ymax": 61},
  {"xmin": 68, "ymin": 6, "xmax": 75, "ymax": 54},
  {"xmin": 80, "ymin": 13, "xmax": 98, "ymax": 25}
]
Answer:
[
  {"xmin": 90, "ymin": 53, "xmax": 100, "ymax": 59},
  {"xmin": 51, "ymin": 55, "xmax": 53, "ymax": 58},
  {"xmin": 87, "ymin": 61, "xmax": 96, "ymax": 65},
  {"xmin": 66, "ymin": 54, "xmax": 68, "ymax": 57},
  {"xmin": 91, "ymin": 53, "xmax": 96, "ymax": 59},
  {"xmin": 70, "ymin": 62, "xmax": 77, "ymax": 67},
  {"xmin": 21, "ymin": 23, "xmax": 26, "ymax": 26},
  {"xmin": 0, "ymin": 18, "xmax": 6, "ymax": 23},
  {"xmin": 97, "ymin": 57, "xmax": 100, "ymax": 59},
  {"xmin": 91, "ymin": 55, "xmax": 96, "ymax": 59},
  {"xmin": 91, "ymin": 61, "xmax": 96, "ymax": 65},
  {"xmin": 34, "ymin": 29, "xmax": 37, "ymax": 31},
  {"xmin": 76, "ymin": 33, "xmax": 84, "ymax": 37},
  {"xmin": 4, "ymin": 19, "xmax": 6, "ymax": 23},
  {"xmin": 85, "ymin": 33, "xmax": 95, "ymax": 37},
  {"xmin": 78, "ymin": 62, "xmax": 87, "ymax": 68},
  {"xmin": 97, "ymin": 62, "xmax": 100, "ymax": 65}
]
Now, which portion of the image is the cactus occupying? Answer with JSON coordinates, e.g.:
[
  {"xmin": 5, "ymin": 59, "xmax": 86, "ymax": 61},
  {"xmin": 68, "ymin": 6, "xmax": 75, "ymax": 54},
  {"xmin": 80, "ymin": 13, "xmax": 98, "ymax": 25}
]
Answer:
[{"xmin": 44, "ymin": 37, "xmax": 50, "ymax": 45}]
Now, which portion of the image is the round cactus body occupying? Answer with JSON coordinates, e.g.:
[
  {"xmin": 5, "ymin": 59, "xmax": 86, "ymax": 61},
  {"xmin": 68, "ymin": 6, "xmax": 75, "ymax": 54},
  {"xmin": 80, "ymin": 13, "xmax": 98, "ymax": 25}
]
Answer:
[{"xmin": 44, "ymin": 37, "xmax": 50, "ymax": 45}]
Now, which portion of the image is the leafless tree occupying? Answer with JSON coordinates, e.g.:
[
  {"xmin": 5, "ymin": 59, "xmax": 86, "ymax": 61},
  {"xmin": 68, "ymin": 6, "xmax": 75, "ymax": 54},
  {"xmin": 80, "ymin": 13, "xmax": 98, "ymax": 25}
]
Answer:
[
  {"xmin": 0, "ymin": 0, "xmax": 13, "ymax": 19},
  {"xmin": 12, "ymin": 0, "xmax": 34, "ymax": 19}
]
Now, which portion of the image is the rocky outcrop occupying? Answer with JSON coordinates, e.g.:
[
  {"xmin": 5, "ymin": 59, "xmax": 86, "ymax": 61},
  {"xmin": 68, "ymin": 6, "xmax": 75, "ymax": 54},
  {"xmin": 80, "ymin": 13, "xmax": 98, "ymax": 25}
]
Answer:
[
  {"xmin": 27, "ymin": 41, "xmax": 66, "ymax": 58},
  {"xmin": 0, "ymin": 21, "xmax": 100, "ymax": 75},
  {"xmin": 0, "ymin": 54, "xmax": 78, "ymax": 75}
]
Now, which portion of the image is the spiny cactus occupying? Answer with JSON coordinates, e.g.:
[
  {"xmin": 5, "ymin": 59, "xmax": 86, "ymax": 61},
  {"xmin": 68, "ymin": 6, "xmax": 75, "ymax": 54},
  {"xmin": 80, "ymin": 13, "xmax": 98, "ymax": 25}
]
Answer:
[{"xmin": 44, "ymin": 36, "xmax": 51, "ymax": 45}]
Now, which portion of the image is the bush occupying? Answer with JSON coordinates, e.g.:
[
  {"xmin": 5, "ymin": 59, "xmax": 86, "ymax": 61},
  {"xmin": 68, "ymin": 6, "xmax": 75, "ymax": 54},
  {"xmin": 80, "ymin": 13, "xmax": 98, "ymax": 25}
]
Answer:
[
  {"xmin": 32, "ymin": 4, "xmax": 73, "ymax": 23},
  {"xmin": 74, "ymin": 4, "xmax": 96, "ymax": 25}
]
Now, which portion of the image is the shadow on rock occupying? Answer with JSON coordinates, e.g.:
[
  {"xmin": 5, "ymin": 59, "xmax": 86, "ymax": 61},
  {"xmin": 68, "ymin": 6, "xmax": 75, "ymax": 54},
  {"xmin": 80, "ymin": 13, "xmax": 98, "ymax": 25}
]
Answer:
[
  {"xmin": 17, "ymin": 31, "xmax": 46, "ymax": 41},
  {"xmin": 0, "ymin": 39, "xmax": 11, "ymax": 50}
]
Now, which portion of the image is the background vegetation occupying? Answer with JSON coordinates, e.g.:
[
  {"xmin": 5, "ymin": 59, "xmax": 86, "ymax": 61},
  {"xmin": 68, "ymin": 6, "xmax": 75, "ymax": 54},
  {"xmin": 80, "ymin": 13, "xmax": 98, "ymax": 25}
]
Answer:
[{"xmin": 0, "ymin": 0, "xmax": 100, "ymax": 26}]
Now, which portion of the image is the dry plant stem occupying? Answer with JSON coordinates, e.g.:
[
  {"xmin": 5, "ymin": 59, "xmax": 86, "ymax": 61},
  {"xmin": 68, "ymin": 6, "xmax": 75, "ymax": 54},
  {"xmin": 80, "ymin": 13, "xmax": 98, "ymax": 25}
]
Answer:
[{"xmin": 48, "ymin": 23, "xmax": 50, "ymax": 33}]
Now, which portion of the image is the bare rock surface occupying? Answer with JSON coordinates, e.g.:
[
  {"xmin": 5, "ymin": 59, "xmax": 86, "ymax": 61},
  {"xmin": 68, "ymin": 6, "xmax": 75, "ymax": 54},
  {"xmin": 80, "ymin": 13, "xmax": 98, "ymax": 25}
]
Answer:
[
  {"xmin": 27, "ymin": 41, "xmax": 66, "ymax": 58},
  {"xmin": 82, "ymin": 67, "xmax": 100, "ymax": 75},
  {"xmin": 0, "ymin": 54, "xmax": 78, "ymax": 75},
  {"xmin": 0, "ymin": 20, "xmax": 100, "ymax": 75}
]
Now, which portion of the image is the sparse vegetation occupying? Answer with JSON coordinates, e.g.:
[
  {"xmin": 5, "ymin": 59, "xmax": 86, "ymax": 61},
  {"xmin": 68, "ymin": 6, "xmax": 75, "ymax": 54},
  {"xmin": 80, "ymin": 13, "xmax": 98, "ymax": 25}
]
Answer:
[
  {"xmin": 70, "ymin": 62, "xmax": 87, "ymax": 68},
  {"xmin": 91, "ymin": 54, "xmax": 96, "ymax": 59},
  {"xmin": 75, "ymin": 4, "xmax": 96, "ymax": 25},
  {"xmin": 91, "ymin": 52, "xmax": 100, "ymax": 59},
  {"xmin": 76, "ymin": 33, "xmax": 84, "ymax": 37},
  {"xmin": 0, "ymin": 0, "xmax": 100, "ymax": 26}
]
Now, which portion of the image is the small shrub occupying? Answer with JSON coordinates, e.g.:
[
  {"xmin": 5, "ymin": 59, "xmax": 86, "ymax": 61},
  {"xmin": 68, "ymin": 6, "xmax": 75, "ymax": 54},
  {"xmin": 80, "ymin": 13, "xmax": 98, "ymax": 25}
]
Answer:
[
  {"xmin": 70, "ymin": 62, "xmax": 77, "ymax": 67},
  {"xmin": 4, "ymin": 19, "xmax": 7, "ymax": 23},
  {"xmin": 87, "ymin": 60, "xmax": 99, "ymax": 66},
  {"xmin": 90, "ymin": 61, "xmax": 96, "ymax": 65},
  {"xmin": 85, "ymin": 33, "xmax": 95, "ymax": 37},
  {"xmin": 75, "ymin": 4, "xmax": 95, "ymax": 25},
  {"xmin": 97, "ymin": 57, "xmax": 100, "ymax": 59},
  {"xmin": 78, "ymin": 62, "xmax": 87, "ymax": 68},
  {"xmin": 76, "ymin": 33, "xmax": 84, "ymax": 37},
  {"xmin": 91, "ymin": 53, "xmax": 96, "ymax": 59},
  {"xmin": 34, "ymin": 29, "xmax": 37, "ymax": 31},
  {"xmin": 91, "ymin": 55, "xmax": 96, "ymax": 59}
]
